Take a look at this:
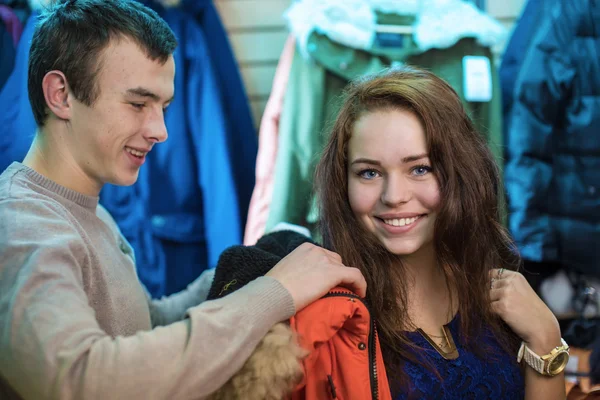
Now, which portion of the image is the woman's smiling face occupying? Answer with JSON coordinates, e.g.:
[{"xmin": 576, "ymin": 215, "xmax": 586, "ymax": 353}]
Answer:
[{"xmin": 347, "ymin": 108, "xmax": 440, "ymax": 257}]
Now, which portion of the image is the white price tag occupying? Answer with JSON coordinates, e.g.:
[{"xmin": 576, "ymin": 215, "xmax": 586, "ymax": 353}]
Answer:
[{"xmin": 463, "ymin": 56, "xmax": 492, "ymax": 102}]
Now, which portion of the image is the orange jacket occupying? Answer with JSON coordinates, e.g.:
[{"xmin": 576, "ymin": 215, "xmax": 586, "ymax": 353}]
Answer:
[{"xmin": 290, "ymin": 288, "xmax": 392, "ymax": 400}]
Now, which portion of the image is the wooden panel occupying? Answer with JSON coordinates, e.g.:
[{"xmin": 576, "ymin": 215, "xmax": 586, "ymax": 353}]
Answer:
[
  {"xmin": 216, "ymin": 0, "xmax": 291, "ymax": 30},
  {"xmin": 229, "ymin": 30, "xmax": 289, "ymax": 63},
  {"xmin": 215, "ymin": 0, "xmax": 290, "ymax": 124},
  {"xmin": 240, "ymin": 64, "xmax": 278, "ymax": 97},
  {"xmin": 486, "ymin": 0, "xmax": 526, "ymax": 19}
]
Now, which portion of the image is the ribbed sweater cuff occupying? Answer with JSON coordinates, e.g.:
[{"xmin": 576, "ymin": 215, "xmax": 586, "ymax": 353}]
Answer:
[{"xmin": 238, "ymin": 276, "xmax": 296, "ymax": 325}]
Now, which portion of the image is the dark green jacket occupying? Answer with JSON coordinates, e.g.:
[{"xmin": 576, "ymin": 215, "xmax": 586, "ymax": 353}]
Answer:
[{"xmin": 266, "ymin": 30, "xmax": 504, "ymax": 234}]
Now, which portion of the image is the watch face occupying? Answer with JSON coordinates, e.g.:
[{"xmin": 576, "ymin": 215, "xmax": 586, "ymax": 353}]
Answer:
[{"xmin": 548, "ymin": 351, "xmax": 569, "ymax": 375}]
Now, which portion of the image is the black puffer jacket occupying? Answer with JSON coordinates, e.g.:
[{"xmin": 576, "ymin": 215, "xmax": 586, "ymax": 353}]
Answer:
[{"xmin": 505, "ymin": 0, "xmax": 600, "ymax": 277}]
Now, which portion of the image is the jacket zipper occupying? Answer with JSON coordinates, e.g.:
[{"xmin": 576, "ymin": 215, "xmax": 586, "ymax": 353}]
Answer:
[
  {"xmin": 369, "ymin": 317, "xmax": 379, "ymax": 399},
  {"xmin": 323, "ymin": 291, "xmax": 379, "ymax": 400}
]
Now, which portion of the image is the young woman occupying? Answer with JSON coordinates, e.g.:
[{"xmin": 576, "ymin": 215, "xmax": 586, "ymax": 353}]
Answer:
[{"xmin": 314, "ymin": 66, "xmax": 568, "ymax": 399}]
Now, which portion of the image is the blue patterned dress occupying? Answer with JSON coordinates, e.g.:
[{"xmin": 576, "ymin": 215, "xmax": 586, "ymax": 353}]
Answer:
[{"xmin": 394, "ymin": 314, "xmax": 525, "ymax": 399}]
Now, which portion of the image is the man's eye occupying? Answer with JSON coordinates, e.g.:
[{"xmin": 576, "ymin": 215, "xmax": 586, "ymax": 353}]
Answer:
[{"xmin": 131, "ymin": 103, "xmax": 145, "ymax": 109}]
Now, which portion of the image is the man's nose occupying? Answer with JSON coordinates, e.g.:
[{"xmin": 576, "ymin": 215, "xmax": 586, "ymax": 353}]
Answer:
[{"xmin": 144, "ymin": 108, "xmax": 168, "ymax": 144}]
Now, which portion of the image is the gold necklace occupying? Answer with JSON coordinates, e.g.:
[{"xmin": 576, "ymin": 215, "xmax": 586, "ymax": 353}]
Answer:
[{"xmin": 416, "ymin": 325, "xmax": 459, "ymax": 360}]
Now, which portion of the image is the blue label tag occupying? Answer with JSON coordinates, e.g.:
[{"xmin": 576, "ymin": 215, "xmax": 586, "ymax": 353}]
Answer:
[{"xmin": 375, "ymin": 32, "xmax": 405, "ymax": 48}]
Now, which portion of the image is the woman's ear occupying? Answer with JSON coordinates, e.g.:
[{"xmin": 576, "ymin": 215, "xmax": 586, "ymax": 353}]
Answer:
[{"xmin": 41, "ymin": 70, "xmax": 72, "ymax": 121}]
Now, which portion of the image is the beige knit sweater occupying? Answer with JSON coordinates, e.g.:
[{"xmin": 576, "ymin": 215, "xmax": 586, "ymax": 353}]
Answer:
[{"xmin": 0, "ymin": 163, "xmax": 295, "ymax": 399}]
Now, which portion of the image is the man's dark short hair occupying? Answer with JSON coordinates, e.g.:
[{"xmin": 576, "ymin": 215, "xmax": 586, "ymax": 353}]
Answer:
[{"xmin": 28, "ymin": 0, "xmax": 177, "ymax": 126}]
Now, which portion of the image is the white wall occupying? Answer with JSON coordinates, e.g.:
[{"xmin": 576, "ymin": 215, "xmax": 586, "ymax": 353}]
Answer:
[{"xmin": 216, "ymin": 0, "xmax": 527, "ymax": 127}]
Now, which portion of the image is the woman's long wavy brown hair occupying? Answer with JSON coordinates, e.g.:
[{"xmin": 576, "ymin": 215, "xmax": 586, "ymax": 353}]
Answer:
[{"xmin": 315, "ymin": 66, "xmax": 522, "ymax": 391}]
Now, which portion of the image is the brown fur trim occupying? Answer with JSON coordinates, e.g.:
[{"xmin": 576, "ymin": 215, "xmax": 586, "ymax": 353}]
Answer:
[{"xmin": 208, "ymin": 323, "xmax": 307, "ymax": 400}]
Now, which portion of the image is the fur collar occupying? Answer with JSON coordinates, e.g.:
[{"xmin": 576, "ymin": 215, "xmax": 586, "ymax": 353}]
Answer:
[
  {"xmin": 206, "ymin": 230, "xmax": 314, "ymax": 399},
  {"xmin": 208, "ymin": 322, "xmax": 307, "ymax": 400},
  {"xmin": 286, "ymin": 0, "xmax": 507, "ymax": 58}
]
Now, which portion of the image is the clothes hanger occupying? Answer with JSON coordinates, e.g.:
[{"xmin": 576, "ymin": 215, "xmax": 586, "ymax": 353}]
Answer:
[
  {"xmin": 373, "ymin": 23, "xmax": 415, "ymax": 49},
  {"xmin": 373, "ymin": 24, "xmax": 414, "ymax": 35}
]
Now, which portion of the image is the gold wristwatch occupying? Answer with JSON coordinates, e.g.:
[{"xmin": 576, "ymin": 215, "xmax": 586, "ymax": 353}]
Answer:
[{"xmin": 517, "ymin": 338, "xmax": 570, "ymax": 376}]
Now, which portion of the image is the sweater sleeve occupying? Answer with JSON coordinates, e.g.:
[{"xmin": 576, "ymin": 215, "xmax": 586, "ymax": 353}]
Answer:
[
  {"xmin": 147, "ymin": 268, "xmax": 215, "ymax": 326},
  {"xmin": 0, "ymin": 198, "xmax": 295, "ymax": 400}
]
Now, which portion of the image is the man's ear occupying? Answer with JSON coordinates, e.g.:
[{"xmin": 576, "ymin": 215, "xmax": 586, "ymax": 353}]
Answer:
[{"xmin": 41, "ymin": 70, "xmax": 72, "ymax": 120}]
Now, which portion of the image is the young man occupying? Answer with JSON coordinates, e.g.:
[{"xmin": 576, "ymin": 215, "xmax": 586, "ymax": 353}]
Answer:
[{"xmin": 0, "ymin": 1, "xmax": 366, "ymax": 399}]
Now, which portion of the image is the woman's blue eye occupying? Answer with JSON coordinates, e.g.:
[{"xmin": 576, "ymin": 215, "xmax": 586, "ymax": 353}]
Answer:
[
  {"xmin": 359, "ymin": 169, "xmax": 379, "ymax": 180},
  {"xmin": 412, "ymin": 165, "xmax": 432, "ymax": 176}
]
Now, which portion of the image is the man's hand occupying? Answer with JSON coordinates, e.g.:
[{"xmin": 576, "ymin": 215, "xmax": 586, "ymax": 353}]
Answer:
[{"xmin": 266, "ymin": 242, "xmax": 367, "ymax": 312}]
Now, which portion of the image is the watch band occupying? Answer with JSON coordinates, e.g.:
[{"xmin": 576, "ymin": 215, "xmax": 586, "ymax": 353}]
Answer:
[
  {"xmin": 520, "ymin": 343, "xmax": 546, "ymax": 373},
  {"xmin": 517, "ymin": 338, "xmax": 569, "ymax": 376}
]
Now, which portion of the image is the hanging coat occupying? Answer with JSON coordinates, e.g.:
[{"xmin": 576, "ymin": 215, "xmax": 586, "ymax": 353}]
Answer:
[
  {"xmin": 505, "ymin": 0, "xmax": 600, "ymax": 277},
  {"xmin": 181, "ymin": 0, "xmax": 257, "ymax": 227},
  {"xmin": 499, "ymin": 0, "xmax": 553, "ymax": 125},
  {"xmin": 244, "ymin": 35, "xmax": 296, "ymax": 246},
  {"xmin": 0, "ymin": 18, "xmax": 15, "ymax": 93}
]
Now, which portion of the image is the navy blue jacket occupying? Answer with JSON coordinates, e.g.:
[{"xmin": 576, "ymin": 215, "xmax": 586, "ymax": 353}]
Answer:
[
  {"xmin": 505, "ymin": 0, "xmax": 600, "ymax": 277},
  {"xmin": 0, "ymin": 13, "xmax": 36, "ymax": 173},
  {"xmin": 180, "ymin": 0, "xmax": 258, "ymax": 224},
  {"xmin": 499, "ymin": 0, "xmax": 549, "ymax": 122},
  {"xmin": 0, "ymin": 22, "xmax": 15, "ymax": 93}
]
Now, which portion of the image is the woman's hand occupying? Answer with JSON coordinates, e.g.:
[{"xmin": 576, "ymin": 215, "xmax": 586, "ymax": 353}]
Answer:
[{"xmin": 489, "ymin": 269, "xmax": 562, "ymax": 354}]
